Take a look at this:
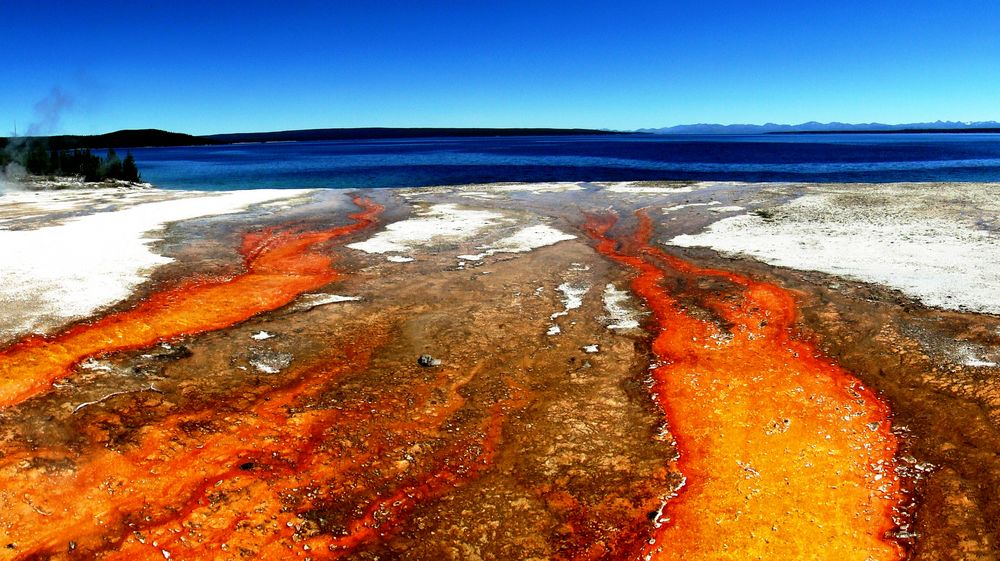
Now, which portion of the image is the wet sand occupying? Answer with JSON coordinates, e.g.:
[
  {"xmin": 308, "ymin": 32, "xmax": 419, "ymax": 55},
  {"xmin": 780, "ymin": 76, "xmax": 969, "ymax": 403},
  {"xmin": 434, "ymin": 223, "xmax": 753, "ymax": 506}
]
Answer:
[{"xmin": 0, "ymin": 182, "xmax": 997, "ymax": 560}]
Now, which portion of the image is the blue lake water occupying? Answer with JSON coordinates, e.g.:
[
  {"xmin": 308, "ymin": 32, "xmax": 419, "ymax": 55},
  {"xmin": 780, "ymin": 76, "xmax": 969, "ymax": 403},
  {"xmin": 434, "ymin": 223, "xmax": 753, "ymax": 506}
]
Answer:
[{"xmin": 128, "ymin": 133, "xmax": 1000, "ymax": 190}]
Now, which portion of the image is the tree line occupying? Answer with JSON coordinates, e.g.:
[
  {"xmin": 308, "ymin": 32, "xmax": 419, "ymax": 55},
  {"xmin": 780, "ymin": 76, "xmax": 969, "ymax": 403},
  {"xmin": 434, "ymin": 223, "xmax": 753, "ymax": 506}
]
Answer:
[{"xmin": 1, "ymin": 138, "xmax": 141, "ymax": 183}]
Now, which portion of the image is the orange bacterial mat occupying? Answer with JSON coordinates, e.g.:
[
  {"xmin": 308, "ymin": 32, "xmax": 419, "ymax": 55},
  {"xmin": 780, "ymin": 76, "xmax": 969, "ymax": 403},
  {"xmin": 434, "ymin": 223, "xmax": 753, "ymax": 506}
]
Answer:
[
  {"xmin": 0, "ymin": 197, "xmax": 382, "ymax": 410},
  {"xmin": 584, "ymin": 209, "xmax": 906, "ymax": 561}
]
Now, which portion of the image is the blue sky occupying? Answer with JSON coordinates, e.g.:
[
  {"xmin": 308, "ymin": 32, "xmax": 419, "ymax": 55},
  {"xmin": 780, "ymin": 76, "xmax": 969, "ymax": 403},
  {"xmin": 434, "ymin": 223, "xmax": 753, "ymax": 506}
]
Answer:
[{"xmin": 3, "ymin": 1, "xmax": 999, "ymax": 135}]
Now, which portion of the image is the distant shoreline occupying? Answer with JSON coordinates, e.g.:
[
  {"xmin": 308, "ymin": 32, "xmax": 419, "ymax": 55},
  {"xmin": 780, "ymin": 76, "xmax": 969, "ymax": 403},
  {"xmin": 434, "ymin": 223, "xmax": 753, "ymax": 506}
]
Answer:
[
  {"xmin": 2, "ymin": 127, "xmax": 630, "ymax": 151},
  {"xmin": 1, "ymin": 175, "xmax": 154, "ymax": 192}
]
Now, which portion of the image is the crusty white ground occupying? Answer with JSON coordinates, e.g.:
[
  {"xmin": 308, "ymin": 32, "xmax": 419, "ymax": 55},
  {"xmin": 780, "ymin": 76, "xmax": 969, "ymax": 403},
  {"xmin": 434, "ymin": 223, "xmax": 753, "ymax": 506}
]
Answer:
[
  {"xmin": 550, "ymin": 282, "xmax": 589, "ymax": 320},
  {"xmin": 291, "ymin": 293, "xmax": 362, "ymax": 312},
  {"xmin": 458, "ymin": 224, "xmax": 575, "ymax": 261},
  {"xmin": 487, "ymin": 182, "xmax": 584, "ymax": 193},
  {"xmin": 399, "ymin": 182, "xmax": 585, "ymax": 200},
  {"xmin": 663, "ymin": 201, "xmax": 721, "ymax": 213},
  {"xmin": 602, "ymin": 283, "xmax": 641, "ymax": 330},
  {"xmin": 671, "ymin": 183, "xmax": 1000, "ymax": 316},
  {"xmin": 955, "ymin": 345, "xmax": 997, "ymax": 368},
  {"xmin": 347, "ymin": 203, "xmax": 503, "ymax": 256},
  {"xmin": 0, "ymin": 189, "xmax": 312, "ymax": 342},
  {"xmin": 604, "ymin": 182, "xmax": 703, "ymax": 194},
  {"xmin": 601, "ymin": 181, "xmax": 742, "ymax": 195},
  {"xmin": 0, "ymin": 188, "xmax": 179, "ymax": 223}
]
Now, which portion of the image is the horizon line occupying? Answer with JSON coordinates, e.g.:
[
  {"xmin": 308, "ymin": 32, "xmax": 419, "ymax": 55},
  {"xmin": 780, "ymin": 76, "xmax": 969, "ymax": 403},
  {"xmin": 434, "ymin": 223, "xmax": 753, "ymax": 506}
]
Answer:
[{"xmin": 6, "ymin": 119, "xmax": 1000, "ymax": 140}]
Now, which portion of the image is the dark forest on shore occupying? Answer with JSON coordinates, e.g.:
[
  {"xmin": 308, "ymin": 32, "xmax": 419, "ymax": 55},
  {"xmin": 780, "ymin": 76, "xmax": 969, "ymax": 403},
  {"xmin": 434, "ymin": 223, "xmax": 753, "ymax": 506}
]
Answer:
[{"xmin": 1, "ymin": 137, "xmax": 140, "ymax": 183}]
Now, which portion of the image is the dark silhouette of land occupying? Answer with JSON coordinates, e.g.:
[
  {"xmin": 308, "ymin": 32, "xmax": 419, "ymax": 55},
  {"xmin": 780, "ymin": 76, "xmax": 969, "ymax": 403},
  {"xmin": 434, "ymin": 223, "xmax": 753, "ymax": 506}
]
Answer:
[
  {"xmin": 1, "ymin": 129, "xmax": 214, "ymax": 152},
  {"xmin": 0, "ymin": 128, "xmax": 627, "ymax": 183},
  {"xmin": 204, "ymin": 127, "xmax": 626, "ymax": 144},
  {"xmin": 2, "ymin": 127, "xmax": 628, "ymax": 152}
]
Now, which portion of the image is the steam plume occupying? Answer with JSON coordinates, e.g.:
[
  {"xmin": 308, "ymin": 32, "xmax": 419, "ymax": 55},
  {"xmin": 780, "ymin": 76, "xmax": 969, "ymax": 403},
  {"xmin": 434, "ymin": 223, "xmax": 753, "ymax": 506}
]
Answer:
[{"xmin": 26, "ymin": 87, "xmax": 75, "ymax": 136}]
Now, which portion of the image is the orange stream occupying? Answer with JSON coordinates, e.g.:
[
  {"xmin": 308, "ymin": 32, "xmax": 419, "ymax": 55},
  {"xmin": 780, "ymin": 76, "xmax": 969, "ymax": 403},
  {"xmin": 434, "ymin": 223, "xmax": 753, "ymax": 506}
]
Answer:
[
  {"xmin": 2, "ymin": 328, "xmax": 514, "ymax": 560},
  {"xmin": 583, "ymin": 210, "xmax": 906, "ymax": 561},
  {"xmin": 3, "ymin": 338, "xmax": 380, "ymax": 559},
  {"xmin": 0, "ymin": 197, "xmax": 526, "ymax": 559},
  {"xmin": 0, "ymin": 197, "xmax": 383, "ymax": 410}
]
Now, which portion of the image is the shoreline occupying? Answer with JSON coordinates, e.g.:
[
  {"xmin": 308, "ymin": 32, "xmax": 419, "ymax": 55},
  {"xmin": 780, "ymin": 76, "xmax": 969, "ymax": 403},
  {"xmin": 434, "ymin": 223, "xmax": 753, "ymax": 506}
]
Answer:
[{"xmin": 0, "ymin": 174, "xmax": 155, "ymax": 192}]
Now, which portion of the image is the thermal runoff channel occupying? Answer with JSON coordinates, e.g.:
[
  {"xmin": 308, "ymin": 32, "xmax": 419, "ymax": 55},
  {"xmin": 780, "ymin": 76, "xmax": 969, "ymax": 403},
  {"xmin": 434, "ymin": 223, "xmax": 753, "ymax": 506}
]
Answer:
[
  {"xmin": 0, "ymin": 198, "xmax": 382, "ymax": 409},
  {"xmin": 583, "ymin": 209, "xmax": 906, "ymax": 561}
]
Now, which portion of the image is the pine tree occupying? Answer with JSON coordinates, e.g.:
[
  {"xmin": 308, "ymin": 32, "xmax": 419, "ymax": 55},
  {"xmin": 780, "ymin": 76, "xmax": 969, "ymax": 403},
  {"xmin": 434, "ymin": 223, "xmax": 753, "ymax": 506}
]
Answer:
[
  {"xmin": 49, "ymin": 148, "xmax": 61, "ymax": 175},
  {"xmin": 24, "ymin": 140, "xmax": 51, "ymax": 175},
  {"xmin": 103, "ymin": 147, "xmax": 123, "ymax": 180},
  {"xmin": 122, "ymin": 152, "xmax": 140, "ymax": 183},
  {"xmin": 80, "ymin": 149, "xmax": 101, "ymax": 182}
]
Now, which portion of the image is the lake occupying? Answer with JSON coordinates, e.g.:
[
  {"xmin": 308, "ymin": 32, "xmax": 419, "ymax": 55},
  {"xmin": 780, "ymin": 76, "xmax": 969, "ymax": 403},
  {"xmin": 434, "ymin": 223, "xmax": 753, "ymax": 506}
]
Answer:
[{"xmin": 129, "ymin": 133, "xmax": 1000, "ymax": 190}]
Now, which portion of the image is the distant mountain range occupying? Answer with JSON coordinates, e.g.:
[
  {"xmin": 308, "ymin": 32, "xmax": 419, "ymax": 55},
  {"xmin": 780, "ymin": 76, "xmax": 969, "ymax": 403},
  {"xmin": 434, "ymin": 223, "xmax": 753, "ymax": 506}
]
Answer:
[{"xmin": 638, "ymin": 121, "xmax": 1000, "ymax": 134}]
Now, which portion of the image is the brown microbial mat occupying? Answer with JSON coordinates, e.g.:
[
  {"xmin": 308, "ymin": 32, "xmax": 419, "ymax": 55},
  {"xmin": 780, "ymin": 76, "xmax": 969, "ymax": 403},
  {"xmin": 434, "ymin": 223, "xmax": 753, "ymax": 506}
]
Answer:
[{"xmin": 0, "ymin": 181, "xmax": 997, "ymax": 560}]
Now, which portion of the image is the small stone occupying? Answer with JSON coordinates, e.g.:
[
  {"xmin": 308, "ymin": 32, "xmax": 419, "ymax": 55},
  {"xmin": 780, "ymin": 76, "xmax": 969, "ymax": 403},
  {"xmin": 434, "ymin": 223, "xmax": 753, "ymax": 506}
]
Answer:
[{"xmin": 417, "ymin": 354, "xmax": 442, "ymax": 367}]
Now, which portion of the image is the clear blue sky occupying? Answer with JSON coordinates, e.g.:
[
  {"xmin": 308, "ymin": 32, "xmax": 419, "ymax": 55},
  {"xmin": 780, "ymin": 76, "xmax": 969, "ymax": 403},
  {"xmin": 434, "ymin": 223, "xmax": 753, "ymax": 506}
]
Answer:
[{"xmin": 3, "ymin": 0, "xmax": 999, "ymax": 135}]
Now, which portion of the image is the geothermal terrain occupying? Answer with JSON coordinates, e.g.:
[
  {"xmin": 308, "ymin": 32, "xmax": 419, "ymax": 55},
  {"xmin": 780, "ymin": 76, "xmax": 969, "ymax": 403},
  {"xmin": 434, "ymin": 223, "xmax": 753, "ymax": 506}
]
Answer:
[{"xmin": 0, "ymin": 181, "xmax": 997, "ymax": 560}]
